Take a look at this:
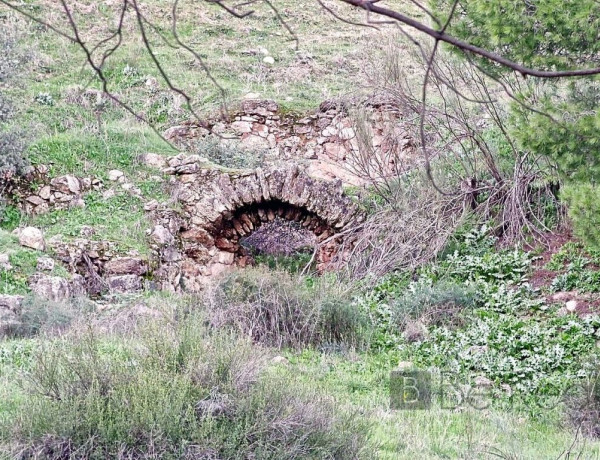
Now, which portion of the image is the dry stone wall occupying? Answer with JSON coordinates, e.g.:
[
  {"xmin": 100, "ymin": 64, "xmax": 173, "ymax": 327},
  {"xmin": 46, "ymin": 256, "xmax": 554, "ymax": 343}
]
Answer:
[{"xmin": 164, "ymin": 98, "xmax": 416, "ymax": 186}]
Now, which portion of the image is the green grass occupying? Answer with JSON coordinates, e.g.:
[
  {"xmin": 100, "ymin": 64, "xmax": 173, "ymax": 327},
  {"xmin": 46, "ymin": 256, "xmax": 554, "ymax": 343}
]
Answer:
[
  {"xmin": 25, "ymin": 191, "xmax": 153, "ymax": 256},
  {"xmin": 0, "ymin": 229, "xmax": 69, "ymax": 295},
  {"xmin": 284, "ymin": 349, "xmax": 600, "ymax": 459},
  {"xmin": 27, "ymin": 127, "xmax": 176, "ymax": 179},
  {"xmin": 1, "ymin": 288, "xmax": 600, "ymax": 458}
]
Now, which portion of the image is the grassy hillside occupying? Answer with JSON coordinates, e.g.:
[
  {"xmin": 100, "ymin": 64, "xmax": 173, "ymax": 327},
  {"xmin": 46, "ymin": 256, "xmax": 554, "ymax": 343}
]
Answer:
[{"xmin": 2, "ymin": 1, "xmax": 600, "ymax": 458}]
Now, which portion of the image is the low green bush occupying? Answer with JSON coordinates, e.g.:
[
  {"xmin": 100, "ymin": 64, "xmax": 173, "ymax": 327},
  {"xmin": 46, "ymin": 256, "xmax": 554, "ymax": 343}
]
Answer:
[{"xmin": 1, "ymin": 315, "xmax": 371, "ymax": 459}]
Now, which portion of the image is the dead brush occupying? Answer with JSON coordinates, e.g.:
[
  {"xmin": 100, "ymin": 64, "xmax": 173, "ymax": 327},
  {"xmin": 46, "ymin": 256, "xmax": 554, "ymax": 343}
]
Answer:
[{"xmin": 205, "ymin": 266, "xmax": 372, "ymax": 350}]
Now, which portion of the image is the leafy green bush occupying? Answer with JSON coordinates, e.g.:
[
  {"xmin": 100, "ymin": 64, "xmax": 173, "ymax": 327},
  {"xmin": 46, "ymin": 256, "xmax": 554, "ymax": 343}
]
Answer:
[
  {"xmin": 436, "ymin": 226, "xmax": 534, "ymax": 285},
  {"xmin": 358, "ymin": 279, "xmax": 477, "ymax": 349},
  {"xmin": 413, "ymin": 314, "xmax": 600, "ymax": 396},
  {"xmin": 208, "ymin": 267, "xmax": 372, "ymax": 350},
  {"xmin": 1, "ymin": 315, "xmax": 371, "ymax": 459},
  {"xmin": 8, "ymin": 296, "xmax": 94, "ymax": 338}
]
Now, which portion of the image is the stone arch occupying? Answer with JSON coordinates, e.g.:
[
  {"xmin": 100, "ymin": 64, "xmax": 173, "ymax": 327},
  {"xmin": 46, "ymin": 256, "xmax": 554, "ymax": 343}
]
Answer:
[
  {"xmin": 210, "ymin": 200, "xmax": 337, "ymax": 261},
  {"xmin": 157, "ymin": 158, "xmax": 363, "ymax": 290}
]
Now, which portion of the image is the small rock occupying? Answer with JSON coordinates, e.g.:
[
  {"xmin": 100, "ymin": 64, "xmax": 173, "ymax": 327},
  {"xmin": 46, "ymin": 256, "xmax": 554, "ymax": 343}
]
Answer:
[
  {"xmin": 0, "ymin": 254, "xmax": 12, "ymax": 271},
  {"xmin": 143, "ymin": 200, "xmax": 159, "ymax": 211},
  {"xmin": 51, "ymin": 175, "xmax": 81, "ymax": 194},
  {"xmin": 137, "ymin": 153, "xmax": 167, "ymax": 168},
  {"xmin": 231, "ymin": 121, "xmax": 253, "ymax": 134},
  {"xmin": 145, "ymin": 77, "xmax": 159, "ymax": 89},
  {"xmin": 566, "ymin": 300, "xmax": 578, "ymax": 313},
  {"xmin": 108, "ymin": 275, "xmax": 142, "ymax": 293},
  {"xmin": 321, "ymin": 126, "xmax": 338, "ymax": 137},
  {"xmin": 262, "ymin": 56, "xmax": 275, "ymax": 65},
  {"xmin": 241, "ymin": 134, "xmax": 270, "ymax": 150},
  {"xmin": 36, "ymin": 257, "xmax": 55, "ymax": 271},
  {"xmin": 19, "ymin": 227, "xmax": 45, "ymax": 251},
  {"xmin": 241, "ymin": 99, "xmax": 278, "ymax": 116},
  {"xmin": 104, "ymin": 257, "xmax": 148, "ymax": 276},
  {"xmin": 339, "ymin": 127, "xmax": 355, "ymax": 140},
  {"xmin": 271, "ymin": 356, "xmax": 289, "ymax": 365},
  {"xmin": 163, "ymin": 125, "xmax": 189, "ymax": 140},
  {"xmin": 70, "ymin": 274, "xmax": 87, "ymax": 297},
  {"xmin": 243, "ymin": 92, "xmax": 261, "ymax": 100},
  {"xmin": 151, "ymin": 225, "xmax": 174, "ymax": 245},
  {"xmin": 396, "ymin": 361, "xmax": 414, "ymax": 371},
  {"xmin": 162, "ymin": 246, "xmax": 182, "ymax": 262},
  {"xmin": 80, "ymin": 226, "xmax": 95, "ymax": 238},
  {"xmin": 216, "ymin": 251, "xmax": 234, "ymax": 265},
  {"xmin": 32, "ymin": 275, "xmax": 70, "ymax": 302},
  {"xmin": 108, "ymin": 170, "xmax": 124, "ymax": 181},
  {"xmin": 38, "ymin": 185, "xmax": 51, "ymax": 200},
  {"xmin": 26, "ymin": 195, "xmax": 45, "ymax": 206}
]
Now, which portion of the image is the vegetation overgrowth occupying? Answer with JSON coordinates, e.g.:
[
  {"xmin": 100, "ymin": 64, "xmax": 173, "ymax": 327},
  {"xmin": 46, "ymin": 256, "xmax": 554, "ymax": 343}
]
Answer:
[{"xmin": 1, "ymin": 0, "xmax": 600, "ymax": 458}]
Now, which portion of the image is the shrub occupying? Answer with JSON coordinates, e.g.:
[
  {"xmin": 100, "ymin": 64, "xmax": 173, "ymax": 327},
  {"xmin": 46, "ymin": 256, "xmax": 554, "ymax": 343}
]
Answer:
[
  {"xmin": 0, "ymin": 201, "xmax": 21, "ymax": 230},
  {"xmin": 7, "ymin": 296, "xmax": 93, "ymax": 338},
  {"xmin": 1, "ymin": 314, "xmax": 371, "ymax": 459},
  {"xmin": 564, "ymin": 357, "xmax": 600, "ymax": 438},
  {"xmin": 196, "ymin": 137, "xmax": 265, "ymax": 169},
  {"xmin": 413, "ymin": 314, "xmax": 600, "ymax": 397},
  {"xmin": 0, "ymin": 130, "xmax": 29, "ymax": 178},
  {"xmin": 207, "ymin": 267, "xmax": 372, "ymax": 350},
  {"xmin": 389, "ymin": 280, "xmax": 478, "ymax": 329}
]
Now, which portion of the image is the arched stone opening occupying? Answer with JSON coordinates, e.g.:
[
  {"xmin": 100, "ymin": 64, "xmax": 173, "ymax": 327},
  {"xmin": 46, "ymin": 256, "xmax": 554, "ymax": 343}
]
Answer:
[
  {"xmin": 208, "ymin": 200, "xmax": 337, "ymax": 266},
  {"xmin": 153, "ymin": 162, "xmax": 365, "ymax": 291}
]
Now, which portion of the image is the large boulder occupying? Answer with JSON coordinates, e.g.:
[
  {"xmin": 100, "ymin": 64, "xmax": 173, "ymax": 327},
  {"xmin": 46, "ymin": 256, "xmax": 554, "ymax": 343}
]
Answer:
[
  {"xmin": 18, "ymin": 227, "xmax": 46, "ymax": 251},
  {"xmin": 31, "ymin": 275, "xmax": 71, "ymax": 302}
]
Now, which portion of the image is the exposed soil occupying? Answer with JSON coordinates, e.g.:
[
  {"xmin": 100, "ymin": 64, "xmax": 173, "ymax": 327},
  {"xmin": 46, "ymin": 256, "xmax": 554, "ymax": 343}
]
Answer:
[{"xmin": 526, "ymin": 229, "xmax": 600, "ymax": 316}]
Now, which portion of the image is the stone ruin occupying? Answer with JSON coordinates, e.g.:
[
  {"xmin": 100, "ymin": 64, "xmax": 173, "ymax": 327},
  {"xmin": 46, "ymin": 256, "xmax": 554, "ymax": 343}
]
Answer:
[
  {"xmin": 164, "ymin": 98, "xmax": 416, "ymax": 187},
  {"xmin": 149, "ymin": 156, "xmax": 364, "ymax": 292},
  {"xmin": 2, "ymin": 98, "xmax": 419, "ymax": 303}
]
